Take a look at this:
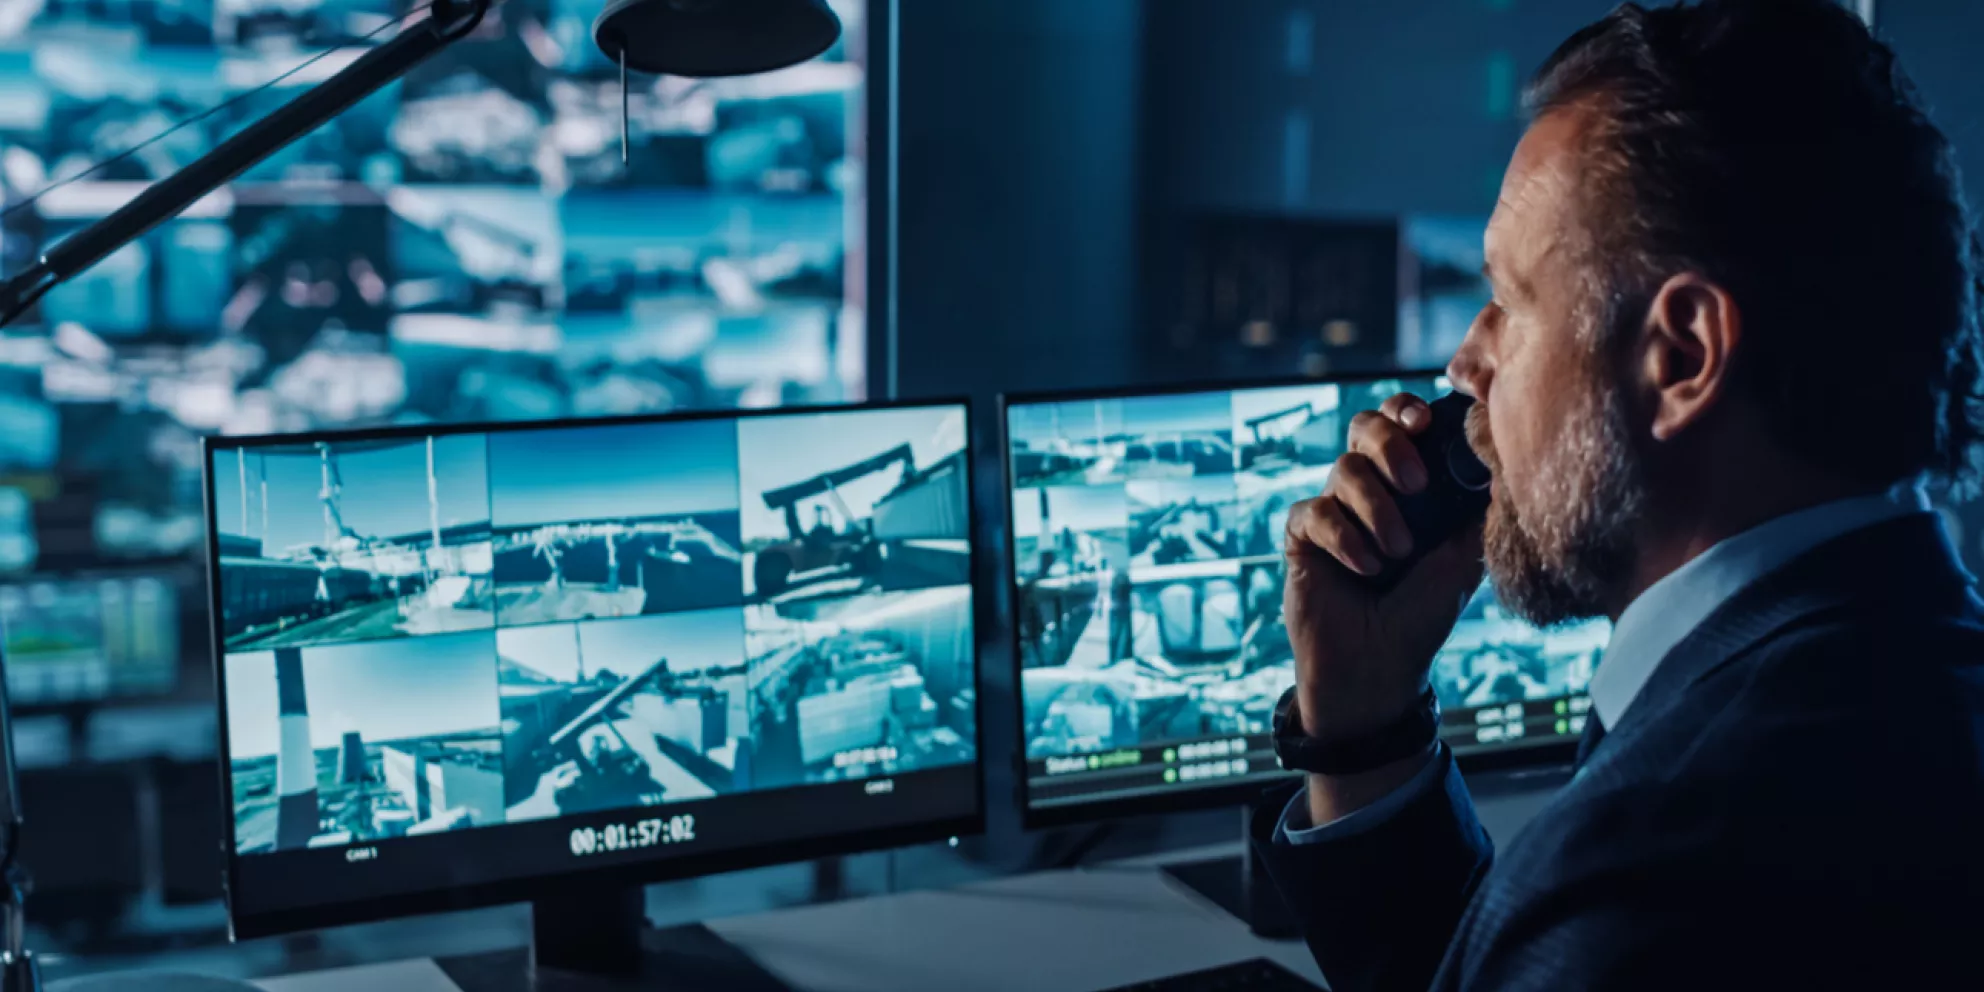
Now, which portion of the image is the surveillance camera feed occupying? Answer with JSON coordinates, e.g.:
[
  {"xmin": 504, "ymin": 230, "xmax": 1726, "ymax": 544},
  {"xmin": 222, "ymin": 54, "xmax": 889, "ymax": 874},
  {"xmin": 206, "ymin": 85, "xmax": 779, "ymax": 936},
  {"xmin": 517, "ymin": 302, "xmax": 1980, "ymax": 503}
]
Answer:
[
  {"xmin": 1007, "ymin": 376, "xmax": 1612, "ymax": 813},
  {"xmin": 208, "ymin": 402, "xmax": 978, "ymax": 931},
  {"xmin": 0, "ymin": 0, "xmax": 870, "ymax": 711}
]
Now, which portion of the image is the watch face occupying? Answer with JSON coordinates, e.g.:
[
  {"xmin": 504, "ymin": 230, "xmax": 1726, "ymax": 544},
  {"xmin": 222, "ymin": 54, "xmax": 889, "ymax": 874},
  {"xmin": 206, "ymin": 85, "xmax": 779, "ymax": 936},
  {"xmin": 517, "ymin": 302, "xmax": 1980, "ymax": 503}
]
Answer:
[{"xmin": 1271, "ymin": 685, "xmax": 1297, "ymax": 734}]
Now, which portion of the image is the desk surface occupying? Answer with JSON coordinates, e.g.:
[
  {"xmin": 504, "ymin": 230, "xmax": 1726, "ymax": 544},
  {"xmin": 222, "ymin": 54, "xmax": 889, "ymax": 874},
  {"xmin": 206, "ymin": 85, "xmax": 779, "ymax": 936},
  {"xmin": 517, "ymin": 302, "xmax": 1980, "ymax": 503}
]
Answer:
[{"xmin": 248, "ymin": 861, "xmax": 1323, "ymax": 992}]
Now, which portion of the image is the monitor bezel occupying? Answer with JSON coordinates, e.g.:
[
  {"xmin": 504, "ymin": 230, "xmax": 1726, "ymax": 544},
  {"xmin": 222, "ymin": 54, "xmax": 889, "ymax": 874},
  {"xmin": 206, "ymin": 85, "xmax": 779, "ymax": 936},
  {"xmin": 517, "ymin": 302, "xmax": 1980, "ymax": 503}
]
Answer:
[
  {"xmin": 202, "ymin": 393, "xmax": 988, "ymax": 940},
  {"xmin": 997, "ymin": 370, "xmax": 1577, "ymax": 831}
]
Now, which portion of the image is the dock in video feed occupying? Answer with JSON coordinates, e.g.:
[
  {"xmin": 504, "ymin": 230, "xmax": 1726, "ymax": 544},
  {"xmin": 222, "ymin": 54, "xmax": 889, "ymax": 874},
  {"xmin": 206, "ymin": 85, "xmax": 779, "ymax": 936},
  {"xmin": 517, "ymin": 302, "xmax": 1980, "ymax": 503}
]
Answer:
[
  {"xmin": 498, "ymin": 608, "xmax": 750, "ymax": 822},
  {"xmin": 214, "ymin": 437, "xmax": 494, "ymax": 652},
  {"xmin": 487, "ymin": 418, "xmax": 746, "ymax": 627},
  {"xmin": 1019, "ymin": 547, "xmax": 1292, "ymax": 759},
  {"xmin": 735, "ymin": 407, "xmax": 977, "ymax": 790},
  {"xmin": 1008, "ymin": 391, "xmax": 1235, "ymax": 490},
  {"xmin": 224, "ymin": 631, "xmax": 505, "ymax": 854}
]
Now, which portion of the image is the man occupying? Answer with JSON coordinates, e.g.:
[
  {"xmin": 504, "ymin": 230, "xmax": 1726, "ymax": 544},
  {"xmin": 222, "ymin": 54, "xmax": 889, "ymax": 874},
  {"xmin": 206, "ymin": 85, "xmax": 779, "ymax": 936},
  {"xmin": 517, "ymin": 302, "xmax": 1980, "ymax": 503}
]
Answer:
[{"xmin": 1257, "ymin": 2, "xmax": 1984, "ymax": 989}]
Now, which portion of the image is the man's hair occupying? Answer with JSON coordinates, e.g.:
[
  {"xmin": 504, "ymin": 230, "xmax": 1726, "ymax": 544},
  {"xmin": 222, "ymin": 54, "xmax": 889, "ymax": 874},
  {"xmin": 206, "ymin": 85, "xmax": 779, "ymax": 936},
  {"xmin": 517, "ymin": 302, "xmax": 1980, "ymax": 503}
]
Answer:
[{"xmin": 1524, "ymin": 0, "xmax": 1984, "ymax": 494}]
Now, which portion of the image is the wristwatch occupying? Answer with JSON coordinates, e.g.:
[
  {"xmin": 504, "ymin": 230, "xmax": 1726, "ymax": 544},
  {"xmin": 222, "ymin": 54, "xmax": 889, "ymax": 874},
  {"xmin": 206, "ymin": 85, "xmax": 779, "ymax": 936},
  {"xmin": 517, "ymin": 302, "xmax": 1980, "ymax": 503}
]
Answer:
[{"xmin": 1271, "ymin": 685, "xmax": 1440, "ymax": 775}]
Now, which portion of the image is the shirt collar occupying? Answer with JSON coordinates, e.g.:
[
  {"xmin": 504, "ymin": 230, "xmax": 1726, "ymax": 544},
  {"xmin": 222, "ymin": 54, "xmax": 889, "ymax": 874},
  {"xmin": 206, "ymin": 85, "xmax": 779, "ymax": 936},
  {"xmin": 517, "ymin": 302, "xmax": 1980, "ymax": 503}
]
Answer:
[{"xmin": 1588, "ymin": 482, "xmax": 1932, "ymax": 730}]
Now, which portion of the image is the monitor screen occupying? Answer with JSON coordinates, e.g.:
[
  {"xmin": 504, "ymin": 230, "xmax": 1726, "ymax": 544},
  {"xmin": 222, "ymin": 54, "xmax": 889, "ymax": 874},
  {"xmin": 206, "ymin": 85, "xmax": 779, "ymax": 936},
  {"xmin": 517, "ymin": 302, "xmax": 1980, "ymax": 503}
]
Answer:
[
  {"xmin": 0, "ymin": 0, "xmax": 875, "ymax": 712},
  {"xmin": 0, "ymin": 573, "xmax": 181, "ymax": 706},
  {"xmin": 1004, "ymin": 374, "xmax": 1611, "ymax": 820},
  {"xmin": 205, "ymin": 400, "xmax": 978, "ymax": 936}
]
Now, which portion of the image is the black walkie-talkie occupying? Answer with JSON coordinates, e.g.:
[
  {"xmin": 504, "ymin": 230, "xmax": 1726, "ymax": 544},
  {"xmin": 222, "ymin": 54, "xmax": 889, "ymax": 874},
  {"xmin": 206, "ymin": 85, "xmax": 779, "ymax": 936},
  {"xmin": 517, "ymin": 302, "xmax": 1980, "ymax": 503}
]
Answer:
[{"xmin": 1361, "ymin": 392, "xmax": 1492, "ymax": 593}]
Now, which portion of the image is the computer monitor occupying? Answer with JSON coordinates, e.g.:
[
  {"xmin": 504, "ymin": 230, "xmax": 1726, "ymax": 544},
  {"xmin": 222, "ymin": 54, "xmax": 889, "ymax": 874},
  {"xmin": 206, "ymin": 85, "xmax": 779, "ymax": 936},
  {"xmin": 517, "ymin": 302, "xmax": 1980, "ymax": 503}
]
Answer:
[
  {"xmin": 0, "ymin": 572, "xmax": 182, "ymax": 709},
  {"xmin": 1002, "ymin": 373, "xmax": 1612, "ymax": 826},
  {"xmin": 202, "ymin": 399, "xmax": 980, "ymax": 954}
]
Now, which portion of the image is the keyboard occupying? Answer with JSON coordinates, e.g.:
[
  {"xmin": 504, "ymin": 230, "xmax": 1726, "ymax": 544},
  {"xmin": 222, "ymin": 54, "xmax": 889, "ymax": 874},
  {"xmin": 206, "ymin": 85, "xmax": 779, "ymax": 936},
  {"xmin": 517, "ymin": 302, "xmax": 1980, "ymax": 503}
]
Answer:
[{"xmin": 1096, "ymin": 957, "xmax": 1321, "ymax": 991}]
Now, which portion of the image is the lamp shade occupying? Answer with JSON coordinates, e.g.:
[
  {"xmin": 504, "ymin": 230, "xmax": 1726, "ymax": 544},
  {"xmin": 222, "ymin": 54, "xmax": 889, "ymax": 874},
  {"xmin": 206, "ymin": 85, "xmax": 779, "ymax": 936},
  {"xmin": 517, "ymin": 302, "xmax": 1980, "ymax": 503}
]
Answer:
[{"xmin": 593, "ymin": 0, "xmax": 843, "ymax": 78}]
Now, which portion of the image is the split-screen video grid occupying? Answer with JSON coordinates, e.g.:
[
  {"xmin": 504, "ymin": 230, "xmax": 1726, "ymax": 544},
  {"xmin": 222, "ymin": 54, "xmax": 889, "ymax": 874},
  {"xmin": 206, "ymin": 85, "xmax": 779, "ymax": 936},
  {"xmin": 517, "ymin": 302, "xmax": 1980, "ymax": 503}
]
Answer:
[
  {"xmin": 1007, "ymin": 377, "xmax": 1611, "ymax": 806},
  {"xmin": 212, "ymin": 404, "xmax": 976, "ymax": 855}
]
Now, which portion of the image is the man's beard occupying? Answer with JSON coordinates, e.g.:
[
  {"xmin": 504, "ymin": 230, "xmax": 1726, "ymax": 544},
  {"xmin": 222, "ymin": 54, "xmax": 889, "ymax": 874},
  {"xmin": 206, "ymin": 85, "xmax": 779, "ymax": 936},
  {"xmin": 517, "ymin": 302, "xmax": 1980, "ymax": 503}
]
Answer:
[{"xmin": 1466, "ymin": 367, "xmax": 1647, "ymax": 627}]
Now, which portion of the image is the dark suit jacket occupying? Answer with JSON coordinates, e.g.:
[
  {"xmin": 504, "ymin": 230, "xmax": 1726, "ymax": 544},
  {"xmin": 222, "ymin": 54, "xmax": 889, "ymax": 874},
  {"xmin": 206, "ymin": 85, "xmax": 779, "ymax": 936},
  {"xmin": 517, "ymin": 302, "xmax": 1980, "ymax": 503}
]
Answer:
[{"xmin": 1252, "ymin": 512, "xmax": 1984, "ymax": 991}]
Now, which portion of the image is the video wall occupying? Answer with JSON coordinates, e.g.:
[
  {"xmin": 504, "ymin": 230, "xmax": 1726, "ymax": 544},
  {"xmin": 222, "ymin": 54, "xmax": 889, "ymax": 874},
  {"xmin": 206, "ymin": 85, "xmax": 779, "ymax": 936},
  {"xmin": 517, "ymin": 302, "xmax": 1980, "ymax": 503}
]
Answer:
[
  {"xmin": 212, "ymin": 403, "xmax": 972, "ymax": 855},
  {"xmin": 0, "ymin": 0, "xmax": 871, "ymax": 705}
]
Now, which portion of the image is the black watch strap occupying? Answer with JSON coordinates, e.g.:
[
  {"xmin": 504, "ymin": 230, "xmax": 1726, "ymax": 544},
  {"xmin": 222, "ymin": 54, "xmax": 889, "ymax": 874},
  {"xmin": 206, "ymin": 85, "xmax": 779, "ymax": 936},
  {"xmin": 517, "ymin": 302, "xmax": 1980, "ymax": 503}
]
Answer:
[{"xmin": 1271, "ymin": 685, "xmax": 1440, "ymax": 775}]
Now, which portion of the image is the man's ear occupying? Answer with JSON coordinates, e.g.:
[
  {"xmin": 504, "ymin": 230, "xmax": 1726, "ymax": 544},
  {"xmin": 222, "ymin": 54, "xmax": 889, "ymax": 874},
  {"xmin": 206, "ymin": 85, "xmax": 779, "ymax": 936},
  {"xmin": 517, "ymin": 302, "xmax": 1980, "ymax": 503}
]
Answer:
[{"xmin": 1635, "ymin": 272, "xmax": 1740, "ymax": 442}]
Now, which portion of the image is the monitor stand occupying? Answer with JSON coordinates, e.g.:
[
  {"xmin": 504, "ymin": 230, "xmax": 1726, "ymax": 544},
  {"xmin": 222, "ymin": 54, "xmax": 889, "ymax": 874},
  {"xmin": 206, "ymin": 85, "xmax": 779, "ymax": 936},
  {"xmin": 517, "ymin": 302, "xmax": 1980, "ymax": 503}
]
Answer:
[
  {"xmin": 439, "ymin": 887, "xmax": 792, "ymax": 992},
  {"xmin": 1158, "ymin": 808, "xmax": 1298, "ymax": 940}
]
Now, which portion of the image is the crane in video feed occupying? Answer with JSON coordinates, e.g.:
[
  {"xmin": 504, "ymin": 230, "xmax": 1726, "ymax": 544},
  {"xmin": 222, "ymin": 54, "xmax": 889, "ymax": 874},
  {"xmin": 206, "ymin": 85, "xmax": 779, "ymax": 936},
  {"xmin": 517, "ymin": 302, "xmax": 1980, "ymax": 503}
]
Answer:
[
  {"xmin": 1238, "ymin": 400, "xmax": 1338, "ymax": 471},
  {"xmin": 505, "ymin": 653, "xmax": 748, "ymax": 815},
  {"xmin": 220, "ymin": 438, "xmax": 492, "ymax": 648},
  {"xmin": 753, "ymin": 443, "xmax": 915, "ymax": 597},
  {"xmin": 1245, "ymin": 401, "xmax": 1316, "ymax": 441}
]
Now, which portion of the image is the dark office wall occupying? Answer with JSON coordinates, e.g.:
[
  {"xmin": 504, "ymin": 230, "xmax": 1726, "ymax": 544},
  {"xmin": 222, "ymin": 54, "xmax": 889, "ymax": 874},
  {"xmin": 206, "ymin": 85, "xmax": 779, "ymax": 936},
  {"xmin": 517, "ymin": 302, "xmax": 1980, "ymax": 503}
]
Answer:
[
  {"xmin": 1143, "ymin": 0, "xmax": 1609, "ymax": 220},
  {"xmin": 1137, "ymin": 0, "xmax": 1617, "ymax": 380},
  {"xmin": 1144, "ymin": 0, "xmax": 1984, "ymax": 247},
  {"xmin": 892, "ymin": 0, "xmax": 1145, "ymax": 402},
  {"xmin": 1881, "ymin": 3, "xmax": 1984, "ymax": 216}
]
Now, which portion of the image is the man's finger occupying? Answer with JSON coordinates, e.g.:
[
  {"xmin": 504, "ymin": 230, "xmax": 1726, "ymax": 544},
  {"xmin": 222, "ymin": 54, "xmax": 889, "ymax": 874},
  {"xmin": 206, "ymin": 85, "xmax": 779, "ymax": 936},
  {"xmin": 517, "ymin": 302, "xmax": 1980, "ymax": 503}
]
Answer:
[
  {"xmin": 1347, "ymin": 414, "xmax": 1428, "ymax": 494},
  {"xmin": 1380, "ymin": 392, "xmax": 1432, "ymax": 432},
  {"xmin": 1285, "ymin": 495, "xmax": 1383, "ymax": 575},
  {"xmin": 1330, "ymin": 453, "xmax": 1414, "ymax": 559}
]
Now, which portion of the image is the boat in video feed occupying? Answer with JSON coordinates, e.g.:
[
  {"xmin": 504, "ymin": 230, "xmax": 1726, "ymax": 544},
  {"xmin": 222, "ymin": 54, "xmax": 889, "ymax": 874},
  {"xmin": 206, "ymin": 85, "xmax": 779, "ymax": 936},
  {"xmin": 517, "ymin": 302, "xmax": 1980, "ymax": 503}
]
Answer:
[
  {"xmin": 213, "ymin": 435, "xmax": 494, "ymax": 651},
  {"xmin": 487, "ymin": 418, "xmax": 745, "ymax": 626},
  {"xmin": 734, "ymin": 407, "xmax": 976, "ymax": 789},
  {"xmin": 224, "ymin": 631, "xmax": 505, "ymax": 854},
  {"xmin": 498, "ymin": 608, "xmax": 750, "ymax": 821}
]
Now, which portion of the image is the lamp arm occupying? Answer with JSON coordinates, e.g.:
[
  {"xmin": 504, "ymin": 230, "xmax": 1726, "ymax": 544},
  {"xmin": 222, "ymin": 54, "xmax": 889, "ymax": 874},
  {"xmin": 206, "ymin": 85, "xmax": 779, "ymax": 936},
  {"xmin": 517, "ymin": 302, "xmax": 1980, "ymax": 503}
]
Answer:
[{"xmin": 0, "ymin": 0, "xmax": 492, "ymax": 328}]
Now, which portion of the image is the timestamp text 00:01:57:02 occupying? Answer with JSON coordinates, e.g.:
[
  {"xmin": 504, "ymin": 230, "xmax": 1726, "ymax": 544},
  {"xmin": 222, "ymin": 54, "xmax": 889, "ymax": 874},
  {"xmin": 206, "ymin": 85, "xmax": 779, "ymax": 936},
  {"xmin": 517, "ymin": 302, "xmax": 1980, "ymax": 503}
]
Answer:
[{"xmin": 569, "ymin": 815, "xmax": 697, "ymax": 857}]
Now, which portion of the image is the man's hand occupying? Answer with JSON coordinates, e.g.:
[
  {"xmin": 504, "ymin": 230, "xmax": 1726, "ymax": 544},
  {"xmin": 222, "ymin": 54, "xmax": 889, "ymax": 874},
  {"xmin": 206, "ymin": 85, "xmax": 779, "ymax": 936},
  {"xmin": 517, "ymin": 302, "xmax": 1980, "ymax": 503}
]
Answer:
[{"xmin": 1283, "ymin": 393, "xmax": 1486, "ymax": 822}]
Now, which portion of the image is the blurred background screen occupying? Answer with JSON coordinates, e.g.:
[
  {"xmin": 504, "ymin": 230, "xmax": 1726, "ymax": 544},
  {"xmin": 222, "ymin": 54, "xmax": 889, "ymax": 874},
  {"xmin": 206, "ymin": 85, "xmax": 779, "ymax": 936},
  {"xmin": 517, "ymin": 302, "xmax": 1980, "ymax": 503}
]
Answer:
[{"xmin": 0, "ymin": 0, "xmax": 872, "ymax": 711}]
